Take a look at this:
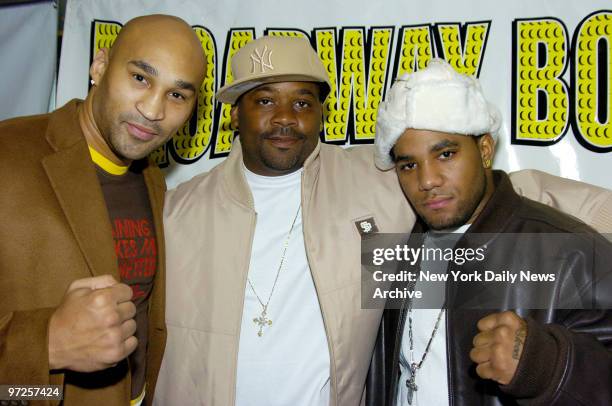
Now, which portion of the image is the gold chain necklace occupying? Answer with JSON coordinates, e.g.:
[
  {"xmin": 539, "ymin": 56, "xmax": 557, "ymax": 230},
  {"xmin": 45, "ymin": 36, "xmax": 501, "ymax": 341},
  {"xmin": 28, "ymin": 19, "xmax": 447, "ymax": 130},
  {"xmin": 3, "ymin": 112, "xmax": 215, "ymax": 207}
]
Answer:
[{"xmin": 247, "ymin": 205, "xmax": 301, "ymax": 337}]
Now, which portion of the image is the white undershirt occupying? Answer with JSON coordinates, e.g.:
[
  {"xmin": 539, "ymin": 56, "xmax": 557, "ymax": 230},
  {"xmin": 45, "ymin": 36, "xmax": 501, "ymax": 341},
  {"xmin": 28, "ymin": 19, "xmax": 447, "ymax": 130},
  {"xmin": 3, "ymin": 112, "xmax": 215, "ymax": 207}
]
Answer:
[
  {"xmin": 236, "ymin": 164, "xmax": 330, "ymax": 406},
  {"xmin": 397, "ymin": 224, "xmax": 470, "ymax": 406}
]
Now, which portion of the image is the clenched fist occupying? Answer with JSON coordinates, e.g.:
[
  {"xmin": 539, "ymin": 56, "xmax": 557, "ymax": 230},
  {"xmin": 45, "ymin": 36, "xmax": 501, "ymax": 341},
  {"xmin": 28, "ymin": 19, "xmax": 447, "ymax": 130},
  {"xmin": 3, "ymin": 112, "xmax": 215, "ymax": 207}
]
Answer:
[
  {"xmin": 48, "ymin": 275, "xmax": 137, "ymax": 372},
  {"xmin": 469, "ymin": 311, "xmax": 527, "ymax": 385}
]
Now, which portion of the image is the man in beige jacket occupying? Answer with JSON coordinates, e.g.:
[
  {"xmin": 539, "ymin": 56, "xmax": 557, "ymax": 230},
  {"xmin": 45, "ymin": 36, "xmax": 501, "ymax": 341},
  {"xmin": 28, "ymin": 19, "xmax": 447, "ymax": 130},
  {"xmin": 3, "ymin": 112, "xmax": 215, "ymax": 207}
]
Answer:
[{"xmin": 155, "ymin": 36, "xmax": 612, "ymax": 405}]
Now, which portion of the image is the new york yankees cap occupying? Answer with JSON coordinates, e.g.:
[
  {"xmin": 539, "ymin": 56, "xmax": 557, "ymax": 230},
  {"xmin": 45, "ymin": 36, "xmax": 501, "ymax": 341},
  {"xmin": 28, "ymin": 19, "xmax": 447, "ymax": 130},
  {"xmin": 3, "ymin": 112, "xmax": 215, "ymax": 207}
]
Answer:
[{"xmin": 215, "ymin": 36, "xmax": 332, "ymax": 104}]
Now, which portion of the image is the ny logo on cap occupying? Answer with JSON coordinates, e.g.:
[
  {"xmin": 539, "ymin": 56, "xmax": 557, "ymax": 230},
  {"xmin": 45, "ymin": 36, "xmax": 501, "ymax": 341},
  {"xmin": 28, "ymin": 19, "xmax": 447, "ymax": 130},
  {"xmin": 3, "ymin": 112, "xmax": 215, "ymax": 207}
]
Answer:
[{"xmin": 250, "ymin": 45, "xmax": 274, "ymax": 74}]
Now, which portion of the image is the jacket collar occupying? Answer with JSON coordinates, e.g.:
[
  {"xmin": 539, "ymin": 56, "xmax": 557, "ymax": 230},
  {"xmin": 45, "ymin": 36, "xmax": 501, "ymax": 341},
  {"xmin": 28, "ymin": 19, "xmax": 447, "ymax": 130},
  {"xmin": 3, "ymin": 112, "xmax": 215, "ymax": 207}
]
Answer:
[
  {"xmin": 221, "ymin": 137, "xmax": 321, "ymax": 210},
  {"xmin": 45, "ymin": 99, "xmax": 86, "ymax": 151},
  {"xmin": 41, "ymin": 100, "xmax": 120, "ymax": 278},
  {"xmin": 468, "ymin": 170, "xmax": 520, "ymax": 234}
]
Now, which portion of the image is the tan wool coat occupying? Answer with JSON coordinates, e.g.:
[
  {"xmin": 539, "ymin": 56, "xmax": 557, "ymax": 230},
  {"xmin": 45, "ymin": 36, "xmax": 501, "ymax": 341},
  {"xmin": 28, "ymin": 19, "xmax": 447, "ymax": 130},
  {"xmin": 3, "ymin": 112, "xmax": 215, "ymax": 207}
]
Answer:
[{"xmin": 0, "ymin": 100, "xmax": 167, "ymax": 406}]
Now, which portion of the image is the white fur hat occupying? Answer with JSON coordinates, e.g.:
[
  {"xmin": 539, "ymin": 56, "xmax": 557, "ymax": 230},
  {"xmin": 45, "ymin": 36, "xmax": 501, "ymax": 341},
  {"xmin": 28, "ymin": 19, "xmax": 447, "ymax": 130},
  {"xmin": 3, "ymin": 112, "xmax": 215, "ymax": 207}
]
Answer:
[{"xmin": 374, "ymin": 58, "xmax": 501, "ymax": 170}]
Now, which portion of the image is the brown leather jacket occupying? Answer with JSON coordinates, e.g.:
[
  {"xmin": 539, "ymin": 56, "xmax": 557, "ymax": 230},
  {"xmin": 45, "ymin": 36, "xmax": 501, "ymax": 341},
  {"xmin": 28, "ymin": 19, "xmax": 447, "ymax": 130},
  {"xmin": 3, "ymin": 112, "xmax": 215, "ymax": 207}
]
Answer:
[{"xmin": 367, "ymin": 171, "xmax": 612, "ymax": 406}]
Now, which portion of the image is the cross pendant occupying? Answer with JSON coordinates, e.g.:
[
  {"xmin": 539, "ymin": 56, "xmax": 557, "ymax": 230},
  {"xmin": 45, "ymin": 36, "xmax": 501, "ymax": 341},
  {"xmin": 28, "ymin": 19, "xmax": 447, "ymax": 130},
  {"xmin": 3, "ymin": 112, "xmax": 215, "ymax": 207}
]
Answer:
[
  {"xmin": 406, "ymin": 363, "xmax": 418, "ymax": 405},
  {"xmin": 252, "ymin": 308, "xmax": 273, "ymax": 337}
]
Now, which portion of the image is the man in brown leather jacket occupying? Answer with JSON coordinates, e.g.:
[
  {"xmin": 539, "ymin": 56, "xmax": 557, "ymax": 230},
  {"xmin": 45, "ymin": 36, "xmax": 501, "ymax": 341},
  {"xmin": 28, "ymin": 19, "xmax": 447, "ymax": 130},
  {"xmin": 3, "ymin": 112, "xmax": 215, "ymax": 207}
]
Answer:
[{"xmin": 367, "ymin": 59, "xmax": 612, "ymax": 405}]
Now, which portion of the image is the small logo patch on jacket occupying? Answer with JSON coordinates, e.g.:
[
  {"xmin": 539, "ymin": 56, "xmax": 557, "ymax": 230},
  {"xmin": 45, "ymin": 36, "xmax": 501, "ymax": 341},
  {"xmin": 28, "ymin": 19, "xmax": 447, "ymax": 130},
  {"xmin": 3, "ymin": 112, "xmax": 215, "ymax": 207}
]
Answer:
[{"xmin": 355, "ymin": 217, "xmax": 379, "ymax": 237}]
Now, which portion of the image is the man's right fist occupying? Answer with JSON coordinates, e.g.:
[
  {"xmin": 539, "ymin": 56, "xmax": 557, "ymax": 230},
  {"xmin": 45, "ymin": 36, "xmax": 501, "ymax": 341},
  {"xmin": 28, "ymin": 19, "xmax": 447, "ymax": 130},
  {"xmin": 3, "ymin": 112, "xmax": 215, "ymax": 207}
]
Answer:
[{"xmin": 48, "ymin": 275, "xmax": 137, "ymax": 372}]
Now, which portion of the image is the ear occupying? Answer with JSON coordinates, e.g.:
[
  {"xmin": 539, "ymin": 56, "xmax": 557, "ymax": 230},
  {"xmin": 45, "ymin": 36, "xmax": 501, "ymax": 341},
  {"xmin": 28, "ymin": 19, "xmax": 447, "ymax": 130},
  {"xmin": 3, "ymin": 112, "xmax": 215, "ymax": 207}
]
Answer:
[
  {"xmin": 89, "ymin": 48, "xmax": 110, "ymax": 84},
  {"xmin": 477, "ymin": 133, "xmax": 495, "ymax": 168},
  {"xmin": 230, "ymin": 105, "xmax": 239, "ymax": 130}
]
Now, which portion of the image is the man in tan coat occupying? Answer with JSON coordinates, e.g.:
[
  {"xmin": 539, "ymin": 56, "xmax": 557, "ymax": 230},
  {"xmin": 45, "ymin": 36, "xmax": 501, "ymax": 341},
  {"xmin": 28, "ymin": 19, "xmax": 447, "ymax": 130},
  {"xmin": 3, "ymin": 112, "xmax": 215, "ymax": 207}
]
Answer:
[
  {"xmin": 0, "ymin": 15, "xmax": 205, "ymax": 405},
  {"xmin": 156, "ymin": 36, "xmax": 612, "ymax": 405}
]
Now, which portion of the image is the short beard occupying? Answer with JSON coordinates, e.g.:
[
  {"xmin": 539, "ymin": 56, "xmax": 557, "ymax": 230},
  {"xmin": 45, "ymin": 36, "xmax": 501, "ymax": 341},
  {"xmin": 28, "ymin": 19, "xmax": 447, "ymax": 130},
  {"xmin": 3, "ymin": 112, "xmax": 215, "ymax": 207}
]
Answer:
[
  {"xmin": 259, "ymin": 127, "xmax": 307, "ymax": 173},
  {"xmin": 423, "ymin": 170, "xmax": 488, "ymax": 231},
  {"xmin": 260, "ymin": 151, "xmax": 300, "ymax": 172},
  {"xmin": 108, "ymin": 112, "xmax": 163, "ymax": 160}
]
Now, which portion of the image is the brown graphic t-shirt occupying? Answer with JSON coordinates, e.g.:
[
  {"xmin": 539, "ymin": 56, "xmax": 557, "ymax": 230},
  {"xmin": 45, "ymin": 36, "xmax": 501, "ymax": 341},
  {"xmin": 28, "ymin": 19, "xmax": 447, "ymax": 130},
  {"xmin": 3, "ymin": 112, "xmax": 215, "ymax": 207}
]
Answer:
[{"xmin": 96, "ymin": 162, "xmax": 156, "ymax": 401}]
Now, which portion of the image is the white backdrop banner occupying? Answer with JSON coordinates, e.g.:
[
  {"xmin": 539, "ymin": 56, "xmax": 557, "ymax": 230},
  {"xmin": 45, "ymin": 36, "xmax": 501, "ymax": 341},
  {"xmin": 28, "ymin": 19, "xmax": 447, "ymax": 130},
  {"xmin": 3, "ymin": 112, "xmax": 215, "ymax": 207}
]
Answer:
[
  {"xmin": 58, "ymin": 0, "xmax": 612, "ymax": 190},
  {"xmin": 0, "ymin": 1, "xmax": 57, "ymax": 121}
]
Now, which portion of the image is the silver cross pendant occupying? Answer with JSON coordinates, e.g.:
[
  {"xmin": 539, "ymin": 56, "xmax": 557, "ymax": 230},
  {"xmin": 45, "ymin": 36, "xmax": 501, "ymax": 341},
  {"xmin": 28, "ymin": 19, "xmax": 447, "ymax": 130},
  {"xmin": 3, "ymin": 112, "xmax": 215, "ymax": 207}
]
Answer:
[
  {"xmin": 252, "ymin": 308, "xmax": 272, "ymax": 337},
  {"xmin": 406, "ymin": 363, "xmax": 418, "ymax": 405}
]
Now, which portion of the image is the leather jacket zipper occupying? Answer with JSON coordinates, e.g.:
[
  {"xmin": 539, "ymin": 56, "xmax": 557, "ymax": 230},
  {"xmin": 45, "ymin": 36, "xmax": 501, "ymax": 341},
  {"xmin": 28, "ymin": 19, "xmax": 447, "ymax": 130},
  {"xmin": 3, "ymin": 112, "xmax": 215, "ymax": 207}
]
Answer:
[
  {"xmin": 390, "ymin": 298, "xmax": 408, "ymax": 405},
  {"xmin": 446, "ymin": 307, "xmax": 453, "ymax": 406}
]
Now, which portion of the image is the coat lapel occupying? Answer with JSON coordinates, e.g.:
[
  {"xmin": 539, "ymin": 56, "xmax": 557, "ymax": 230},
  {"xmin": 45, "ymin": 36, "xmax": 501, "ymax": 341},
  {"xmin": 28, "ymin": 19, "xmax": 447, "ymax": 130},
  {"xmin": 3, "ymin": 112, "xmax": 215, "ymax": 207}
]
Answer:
[
  {"xmin": 42, "ymin": 101, "xmax": 118, "ymax": 279},
  {"xmin": 143, "ymin": 163, "xmax": 166, "ymax": 327}
]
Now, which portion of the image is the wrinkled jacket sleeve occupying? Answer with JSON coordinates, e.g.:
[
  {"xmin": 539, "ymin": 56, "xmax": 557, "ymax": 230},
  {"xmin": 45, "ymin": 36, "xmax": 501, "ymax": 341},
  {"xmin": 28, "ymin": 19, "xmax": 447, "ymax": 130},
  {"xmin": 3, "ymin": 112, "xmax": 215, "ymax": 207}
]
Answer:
[
  {"xmin": 509, "ymin": 169, "xmax": 612, "ymax": 233},
  {"xmin": 500, "ymin": 192, "xmax": 612, "ymax": 406},
  {"xmin": 501, "ymin": 311, "xmax": 612, "ymax": 406}
]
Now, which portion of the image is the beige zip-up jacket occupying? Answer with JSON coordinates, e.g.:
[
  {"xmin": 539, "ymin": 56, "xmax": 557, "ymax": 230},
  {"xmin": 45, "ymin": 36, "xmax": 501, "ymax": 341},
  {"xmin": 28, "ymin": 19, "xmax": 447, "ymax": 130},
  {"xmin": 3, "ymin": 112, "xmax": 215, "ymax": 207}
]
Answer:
[
  {"xmin": 155, "ymin": 140, "xmax": 413, "ymax": 405},
  {"xmin": 154, "ymin": 140, "xmax": 612, "ymax": 405}
]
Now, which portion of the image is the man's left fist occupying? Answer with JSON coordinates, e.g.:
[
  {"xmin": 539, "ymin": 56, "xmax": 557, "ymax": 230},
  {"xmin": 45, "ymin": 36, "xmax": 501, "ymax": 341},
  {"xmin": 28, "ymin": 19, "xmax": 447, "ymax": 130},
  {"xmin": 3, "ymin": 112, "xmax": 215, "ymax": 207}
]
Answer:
[{"xmin": 469, "ymin": 311, "xmax": 528, "ymax": 385}]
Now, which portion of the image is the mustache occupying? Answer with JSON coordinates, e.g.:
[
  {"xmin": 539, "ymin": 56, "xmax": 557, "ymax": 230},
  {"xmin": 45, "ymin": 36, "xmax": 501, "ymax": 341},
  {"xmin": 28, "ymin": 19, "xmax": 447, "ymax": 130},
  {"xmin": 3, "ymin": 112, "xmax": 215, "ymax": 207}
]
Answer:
[
  {"xmin": 119, "ymin": 113, "xmax": 162, "ymax": 134},
  {"xmin": 261, "ymin": 127, "xmax": 306, "ymax": 140}
]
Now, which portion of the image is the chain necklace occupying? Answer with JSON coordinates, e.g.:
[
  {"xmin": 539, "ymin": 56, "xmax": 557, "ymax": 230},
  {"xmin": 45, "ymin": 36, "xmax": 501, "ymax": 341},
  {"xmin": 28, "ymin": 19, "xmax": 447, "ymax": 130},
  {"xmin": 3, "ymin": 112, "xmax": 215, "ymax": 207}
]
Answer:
[
  {"xmin": 405, "ymin": 306, "xmax": 445, "ymax": 405},
  {"xmin": 247, "ymin": 205, "xmax": 301, "ymax": 337}
]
